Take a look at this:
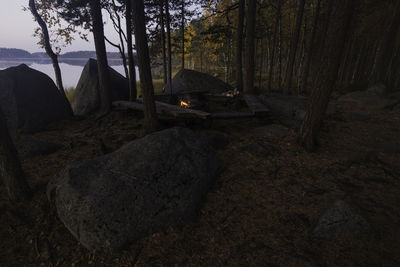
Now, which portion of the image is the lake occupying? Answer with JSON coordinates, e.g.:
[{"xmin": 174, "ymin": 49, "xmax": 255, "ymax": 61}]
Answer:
[{"xmin": 0, "ymin": 59, "xmax": 139, "ymax": 89}]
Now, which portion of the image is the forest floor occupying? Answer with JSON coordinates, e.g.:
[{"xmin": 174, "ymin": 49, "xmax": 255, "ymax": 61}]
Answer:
[{"xmin": 1, "ymin": 97, "xmax": 400, "ymax": 266}]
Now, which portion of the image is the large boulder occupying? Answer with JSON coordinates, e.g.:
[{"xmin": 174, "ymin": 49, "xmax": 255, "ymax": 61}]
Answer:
[
  {"xmin": 0, "ymin": 64, "xmax": 71, "ymax": 132},
  {"xmin": 14, "ymin": 138, "xmax": 63, "ymax": 158},
  {"xmin": 71, "ymin": 58, "xmax": 129, "ymax": 116},
  {"xmin": 47, "ymin": 127, "xmax": 219, "ymax": 251},
  {"xmin": 338, "ymin": 84, "xmax": 399, "ymax": 110},
  {"xmin": 313, "ymin": 200, "xmax": 370, "ymax": 237},
  {"xmin": 164, "ymin": 69, "xmax": 233, "ymax": 95},
  {"xmin": 260, "ymin": 93, "xmax": 337, "ymax": 127}
]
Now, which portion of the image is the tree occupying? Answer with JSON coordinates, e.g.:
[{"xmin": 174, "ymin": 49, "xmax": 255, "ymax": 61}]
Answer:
[
  {"xmin": 165, "ymin": 0, "xmax": 173, "ymax": 95},
  {"xmin": 126, "ymin": 0, "xmax": 137, "ymax": 100},
  {"xmin": 89, "ymin": 0, "xmax": 112, "ymax": 113},
  {"xmin": 181, "ymin": 0, "xmax": 185, "ymax": 69},
  {"xmin": 299, "ymin": 0, "xmax": 322, "ymax": 94},
  {"xmin": 268, "ymin": 0, "xmax": 282, "ymax": 91},
  {"xmin": 236, "ymin": 0, "xmax": 245, "ymax": 91},
  {"xmin": 298, "ymin": 0, "xmax": 355, "ymax": 151},
  {"xmin": 103, "ymin": 0, "xmax": 129, "ymax": 79},
  {"xmin": 244, "ymin": 0, "xmax": 257, "ymax": 94},
  {"xmin": 57, "ymin": 0, "xmax": 112, "ymax": 114},
  {"xmin": 28, "ymin": 0, "xmax": 74, "ymax": 114},
  {"xmin": 0, "ymin": 110, "xmax": 31, "ymax": 202},
  {"xmin": 131, "ymin": 0, "xmax": 158, "ymax": 132},
  {"xmin": 159, "ymin": 0, "xmax": 168, "ymax": 87},
  {"xmin": 283, "ymin": 0, "xmax": 306, "ymax": 95},
  {"xmin": 373, "ymin": 0, "xmax": 400, "ymax": 87}
]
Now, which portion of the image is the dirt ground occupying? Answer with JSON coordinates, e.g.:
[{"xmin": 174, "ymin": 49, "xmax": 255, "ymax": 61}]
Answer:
[{"xmin": 0, "ymin": 99, "xmax": 399, "ymax": 266}]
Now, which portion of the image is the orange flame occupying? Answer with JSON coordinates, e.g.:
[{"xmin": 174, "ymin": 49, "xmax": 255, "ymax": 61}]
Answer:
[{"xmin": 180, "ymin": 100, "xmax": 190, "ymax": 108}]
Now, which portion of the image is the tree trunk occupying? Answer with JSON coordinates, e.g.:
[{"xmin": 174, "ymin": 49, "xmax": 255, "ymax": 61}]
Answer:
[
  {"xmin": 165, "ymin": 1, "xmax": 173, "ymax": 96},
  {"xmin": 244, "ymin": 0, "xmax": 257, "ymax": 94},
  {"xmin": 236, "ymin": 0, "xmax": 245, "ymax": 92},
  {"xmin": 29, "ymin": 0, "xmax": 72, "ymax": 115},
  {"xmin": 268, "ymin": 0, "xmax": 281, "ymax": 91},
  {"xmin": 374, "ymin": 1, "xmax": 400, "ymax": 86},
  {"xmin": 315, "ymin": 0, "xmax": 334, "ymax": 60},
  {"xmin": 0, "ymin": 110, "xmax": 31, "ymax": 201},
  {"xmin": 160, "ymin": 0, "xmax": 167, "ymax": 87},
  {"xmin": 131, "ymin": 0, "xmax": 158, "ymax": 133},
  {"xmin": 181, "ymin": 0, "xmax": 185, "ymax": 70},
  {"xmin": 298, "ymin": 0, "xmax": 354, "ymax": 151},
  {"xmin": 126, "ymin": 0, "xmax": 137, "ymax": 100},
  {"xmin": 89, "ymin": 0, "xmax": 112, "ymax": 114},
  {"xmin": 259, "ymin": 38, "xmax": 264, "ymax": 89},
  {"xmin": 299, "ymin": 0, "xmax": 321, "ymax": 94},
  {"xmin": 283, "ymin": 0, "xmax": 306, "ymax": 94},
  {"xmin": 278, "ymin": 3, "xmax": 283, "ymax": 92}
]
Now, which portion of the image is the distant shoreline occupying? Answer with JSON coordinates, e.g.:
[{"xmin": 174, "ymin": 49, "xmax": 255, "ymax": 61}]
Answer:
[{"xmin": 0, "ymin": 57, "xmax": 125, "ymax": 68}]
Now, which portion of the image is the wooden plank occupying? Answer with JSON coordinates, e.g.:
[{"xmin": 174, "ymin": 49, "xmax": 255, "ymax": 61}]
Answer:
[
  {"xmin": 113, "ymin": 100, "xmax": 211, "ymax": 120},
  {"xmin": 113, "ymin": 100, "xmax": 261, "ymax": 121},
  {"xmin": 243, "ymin": 94, "xmax": 269, "ymax": 116},
  {"xmin": 137, "ymin": 98, "xmax": 211, "ymax": 120},
  {"xmin": 154, "ymin": 101, "xmax": 211, "ymax": 119}
]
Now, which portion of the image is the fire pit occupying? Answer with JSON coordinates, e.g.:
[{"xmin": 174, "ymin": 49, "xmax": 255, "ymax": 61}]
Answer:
[{"xmin": 113, "ymin": 91, "xmax": 269, "ymax": 121}]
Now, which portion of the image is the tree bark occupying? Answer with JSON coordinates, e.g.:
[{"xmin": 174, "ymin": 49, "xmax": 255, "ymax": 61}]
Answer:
[
  {"xmin": 89, "ymin": 0, "xmax": 112, "ymax": 114},
  {"xmin": 258, "ymin": 38, "xmax": 264, "ymax": 89},
  {"xmin": 236, "ymin": 0, "xmax": 245, "ymax": 92},
  {"xmin": 0, "ymin": 110, "xmax": 31, "ymax": 201},
  {"xmin": 299, "ymin": 0, "xmax": 321, "ymax": 94},
  {"xmin": 181, "ymin": 0, "xmax": 185, "ymax": 70},
  {"xmin": 126, "ymin": 0, "xmax": 137, "ymax": 100},
  {"xmin": 373, "ymin": 1, "xmax": 400, "ymax": 86},
  {"xmin": 298, "ymin": 0, "xmax": 354, "ymax": 151},
  {"xmin": 268, "ymin": 0, "xmax": 281, "ymax": 91},
  {"xmin": 283, "ymin": 0, "xmax": 306, "ymax": 94},
  {"xmin": 165, "ymin": 1, "xmax": 173, "ymax": 96},
  {"xmin": 160, "ymin": 0, "xmax": 167, "ymax": 87},
  {"xmin": 278, "ymin": 3, "xmax": 283, "ymax": 91},
  {"xmin": 131, "ymin": 0, "xmax": 158, "ymax": 133},
  {"xmin": 29, "ymin": 0, "xmax": 72, "ymax": 115},
  {"xmin": 244, "ymin": 0, "xmax": 257, "ymax": 94}
]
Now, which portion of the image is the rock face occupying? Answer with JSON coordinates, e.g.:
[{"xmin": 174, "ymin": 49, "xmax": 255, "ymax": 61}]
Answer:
[
  {"xmin": 251, "ymin": 124, "xmax": 288, "ymax": 140},
  {"xmin": 47, "ymin": 127, "xmax": 219, "ymax": 251},
  {"xmin": 71, "ymin": 59, "xmax": 129, "ymax": 116},
  {"xmin": 164, "ymin": 69, "xmax": 233, "ymax": 95},
  {"xmin": 14, "ymin": 138, "xmax": 63, "ymax": 158},
  {"xmin": 313, "ymin": 200, "xmax": 370, "ymax": 237},
  {"xmin": 0, "ymin": 64, "xmax": 71, "ymax": 132},
  {"xmin": 200, "ymin": 131, "xmax": 230, "ymax": 150},
  {"xmin": 338, "ymin": 84, "xmax": 398, "ymax": 110},
  {"xmin": 260, "ymin": 93, "xmax": 337, "ymax": 127}
]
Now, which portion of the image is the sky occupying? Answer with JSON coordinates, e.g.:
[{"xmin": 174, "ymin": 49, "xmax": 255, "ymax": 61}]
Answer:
[{"xmin": 0, "ymin": 0, "xmax": 122, "ymax": 53}]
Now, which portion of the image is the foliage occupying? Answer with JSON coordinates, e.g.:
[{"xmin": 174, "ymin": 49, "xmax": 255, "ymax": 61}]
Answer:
[{"xmin": 24, "ymin": 0, "xmax": 88, "ymax": 54}]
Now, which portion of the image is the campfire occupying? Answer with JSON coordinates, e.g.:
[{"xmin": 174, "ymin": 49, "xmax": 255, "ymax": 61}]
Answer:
[{"xmin": 180, "ymin": 100, "xmax": 191, "ymax": 108}]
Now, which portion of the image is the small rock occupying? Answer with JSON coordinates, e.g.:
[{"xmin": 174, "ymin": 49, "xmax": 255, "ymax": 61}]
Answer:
[{"xmin": 313, "ymin": 200, "xmax": 370, "ymax": 237}]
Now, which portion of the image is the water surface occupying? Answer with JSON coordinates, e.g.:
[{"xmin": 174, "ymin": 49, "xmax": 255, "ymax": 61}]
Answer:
[{"xmin": 0, "ymin": 58, "xmax": 138, "ymax": 88}]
